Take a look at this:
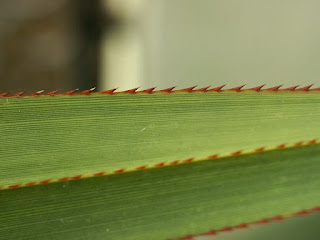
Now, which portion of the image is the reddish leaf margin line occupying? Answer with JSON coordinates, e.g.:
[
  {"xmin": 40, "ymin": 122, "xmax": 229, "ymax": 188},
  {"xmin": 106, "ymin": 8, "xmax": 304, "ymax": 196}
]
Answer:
[
  {"xmin": 0, "ymin": 138, "xmax": 318, "ymax": 191},
  {"xmin": 0, "ymin": 84, "xmax": 320, "ymax": 98},
  {"xmin": 171, "ymin": 206, "xmax": 320, "ymax": 240}
]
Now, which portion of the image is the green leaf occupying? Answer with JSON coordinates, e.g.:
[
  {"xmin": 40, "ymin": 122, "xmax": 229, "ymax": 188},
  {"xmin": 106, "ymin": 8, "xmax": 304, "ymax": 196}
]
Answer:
[
  {"xmin": 0, "ymin": 90, "xmax": 320, "ymax": 239},
  {"xmin": 1, "ymin": 144, "xmax": 320, "ymax": 240},
  {"xmin": 1, "ymin": 91, "xmax": 320, "ymax": 187}
]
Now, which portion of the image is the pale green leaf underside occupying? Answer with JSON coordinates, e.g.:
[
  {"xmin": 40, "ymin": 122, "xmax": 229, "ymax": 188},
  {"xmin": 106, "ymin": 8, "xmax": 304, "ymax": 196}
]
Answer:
[
  {"xmin": 1, "ymin": 92, "xmax": 320, "ymax": 186},
  {"xmin": 1, "ymin": 144, "xmax": 320, "ymax": 240}
]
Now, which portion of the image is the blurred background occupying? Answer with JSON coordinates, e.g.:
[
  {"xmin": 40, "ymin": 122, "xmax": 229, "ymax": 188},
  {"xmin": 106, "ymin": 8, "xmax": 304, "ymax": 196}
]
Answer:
[
  {"xmin": 1, "ymin": 0, "xmax": 320, "ymax": 93},
  {"xmin": 0, "ymin": 0, "xmax": 319, "ymax": 239}
]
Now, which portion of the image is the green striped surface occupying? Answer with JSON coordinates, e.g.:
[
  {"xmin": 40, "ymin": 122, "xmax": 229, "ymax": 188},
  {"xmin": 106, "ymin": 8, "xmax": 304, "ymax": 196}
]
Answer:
[
  {"xmin": 1, "ymin": 144, "xmax": 320, "ymax": 240},
  {"xmin": 1, "ymin": 91, "xmax": 320, "ymax": 186}
]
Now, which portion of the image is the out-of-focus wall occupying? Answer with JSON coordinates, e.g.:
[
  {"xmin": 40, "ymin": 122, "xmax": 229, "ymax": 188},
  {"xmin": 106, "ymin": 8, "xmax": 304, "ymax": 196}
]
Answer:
[
  {"xmin": 0, "ymin": 1, "xmax": 75, "ymax": 92},
  {"xmin": 0, "ymin": 0, "xmax": 105, "ymax": 93},
  {"xmin": 101, "ymin": 0, "xmax": 320, "ymax": 90},
  {"xmin": 100, "ymin": 0, "xmax": 147, "ymax": 91}
]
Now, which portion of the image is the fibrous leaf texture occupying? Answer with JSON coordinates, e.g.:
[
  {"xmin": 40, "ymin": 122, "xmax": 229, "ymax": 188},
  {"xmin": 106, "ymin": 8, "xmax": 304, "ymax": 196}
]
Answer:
[{"xmin": 0, "ymin": 86, "xmax": 320, "ymax": 240}]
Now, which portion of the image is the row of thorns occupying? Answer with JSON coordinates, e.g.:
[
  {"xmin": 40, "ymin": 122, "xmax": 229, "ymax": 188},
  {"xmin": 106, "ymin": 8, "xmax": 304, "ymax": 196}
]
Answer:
[{"xmin": 0, "ymin": 84, "xmax": 318, "ymax": 98}]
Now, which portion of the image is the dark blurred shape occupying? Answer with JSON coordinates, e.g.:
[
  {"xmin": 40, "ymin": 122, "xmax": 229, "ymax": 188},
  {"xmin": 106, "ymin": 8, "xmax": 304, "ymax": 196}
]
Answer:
[{"xmin": 0, "ymin": 0, "xmax": 110, "ymax": 93}]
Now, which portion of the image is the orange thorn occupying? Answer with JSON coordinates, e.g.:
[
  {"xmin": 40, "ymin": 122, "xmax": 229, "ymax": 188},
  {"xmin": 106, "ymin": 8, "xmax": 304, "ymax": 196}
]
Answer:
[
  {"xmin": 71, "ymin": 175, "xmax": 83, "ymax": 180},
  {"xmin": 93, "ymin": 172, "xmax": 105, "ymax": 176},
  {"xmin": 312, "ymin": 207, "xmax": 320, "ymax": 212},
  {"xmin": 255, "ymin": 147, "xmax": 265, "ymax": 152},
  {"xmin": 155, "ymin": 162, "xmax": 165, "ymax": 167},
  {"xmin": 180, "ymin": 235, "xmax": 192, "ymax": 240},
  {"xmin": 207, "ymin": 85, "xmax": 226, "ymax": 92},
  {"xmin": 11, "ymin": 91, "xmax": 27, "ymax": 97},
  {"xmin": 277, "ymin": 143, "xmax": 286, "ymax": 149},
  {"xmin": 295, "ymin": 141, "xmax": 304, "ymax": 146},
  {"xmin": 183, "ymin": 158, "xmax": 194, "ymax": 163},
  {"xmin": 58, "ymin": 177, "xmax": 70, "ymax": 181},
  {"xmin": 139, "ymin": 87, "xmax": 156, "ymax": 93},
  {"xmin": 78, "ymin": 87, "xmax": 95, "ymax": 95},
  {"xmin": 194, "ymin": 86, "xmax": 211, "ymax": 92},
  {"xmin": 295, "ymin": 210, "xmax": 309, "ymax": 216},
  {"xmin": 0, "ymin": 92, "xmax": 10, "ymax": 97},
  {"xmin": 226, "ymin": 85, "xmax": 246, "ymax": 92},
  {"xmin": 256, "ymin": 219, "xmax": 269, "ymax": 224},
  {"xmin": 263, "ymin": 85, "xmax": 283, "ymax": 91},
  {"xmin": 9, "ymin": 184, "xmax": 22, "ymax": 188},
  {"xmin": 176, "ymin": 86, "xmax": 197, "ymax": 92},
  {"xmin": 272, "ymin": 216, "xmax": 284, "ymax": 221},
  {"xmin": 296, "ymin": 84, "xmax": 314, "ymax": 91},
  {"xmin": 220, "ymin": 227, "xmax": 233, "ymax": 232},
  {"xmin": 246, "ymin": 84, "xmax": 266, "ymax": 91},
  {"xmin": 26, "ymin": 90, "xmax": 44, "ymax": 96},
  {"xmin": 39, "ymin": 179, "xmax": 51, "ymax": 184},
  {"xmin": 279, "ymin": 85, "xmax": 299, "ymax": 91},
  {"xmin": 101, "ymin": 88, "xmax": 117, "ymax": 94},
  {"xmin": 232, "ymin": 150, "xmax": 242, "ymax": 155},
  {"xmin": 44, "ymin": 90, "xmax": 59, "ymax": 96},
  {"xmin": 158, "ymin": 86, "xmax": 176, "ymax": 93},
  {"xmin": 170, "ymin": 160, "xmax": 180, "ymax": 165},
  {"xmin": 310, "ymin": 87, "xmax": 320, "ymax": 91},
  {"xmin": 205, "ymin": 230, "xmax": 217, "ymax": 235},
  {"xmin": 308, "ymin": 139, "xmax": 317, "ymax": 144},
  {"xmin": 124, "ymin": 87, "xmax": 140, "ymax": 93},
  {"xmin": 209, "ymin": 154, "xmax": 219, "ymax": 159},
  {"xmin": 63, "ymin": 89, "xmax": 78, "ymax": 95},
  {"xmin": 236, "ymin": 224, "xmax": 248, "ymax": 229},
  {"xmin": 114, "ymin": 168, "xmax": 125, "ymax": 173},
  {"xmin": 136, "ymin": 165, "xmax": 147, "ymax": 170}
]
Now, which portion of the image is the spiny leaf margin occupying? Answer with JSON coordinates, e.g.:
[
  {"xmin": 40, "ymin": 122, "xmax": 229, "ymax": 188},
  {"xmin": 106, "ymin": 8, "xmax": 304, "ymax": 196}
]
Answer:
[{"xmin": 0, "ymin": 84, "xmax": 319, "ymax": 98}]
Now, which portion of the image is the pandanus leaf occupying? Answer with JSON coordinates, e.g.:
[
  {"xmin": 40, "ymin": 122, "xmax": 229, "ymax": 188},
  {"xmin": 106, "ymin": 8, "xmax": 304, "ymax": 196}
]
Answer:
[{"xmin": 0, "ymin": 86, "xmax": 319, "ymax": 239}]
